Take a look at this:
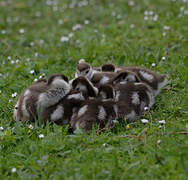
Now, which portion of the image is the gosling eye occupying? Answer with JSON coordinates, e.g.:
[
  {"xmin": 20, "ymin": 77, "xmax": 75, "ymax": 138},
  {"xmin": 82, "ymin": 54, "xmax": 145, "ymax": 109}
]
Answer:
[
  {"xmin": 85, "ymin": 70, "xmax": 89, "ymax": 74},
  {"xmin": 76, "ymin": 87, "xmax": 80, "ymax": 91}
]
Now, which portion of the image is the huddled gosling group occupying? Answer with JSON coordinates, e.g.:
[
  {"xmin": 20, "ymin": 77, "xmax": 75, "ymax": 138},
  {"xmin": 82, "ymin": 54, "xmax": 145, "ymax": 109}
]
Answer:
[{"xmin": 13, "ymin": 60, "xmax": 168, "ymax": 133}]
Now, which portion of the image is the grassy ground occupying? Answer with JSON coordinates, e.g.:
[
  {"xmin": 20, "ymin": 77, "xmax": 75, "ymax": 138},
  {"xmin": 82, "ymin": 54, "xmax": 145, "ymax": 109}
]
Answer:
[{"xmin": 0, "ymin": 0, "xmax": 188, "ymax": 179}]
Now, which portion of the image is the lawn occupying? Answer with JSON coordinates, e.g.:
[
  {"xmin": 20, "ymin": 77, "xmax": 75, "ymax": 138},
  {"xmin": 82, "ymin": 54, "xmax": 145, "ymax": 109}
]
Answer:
[{"xmin": 0, "ymin": 0, "xmax": 188, "ymax": 179}]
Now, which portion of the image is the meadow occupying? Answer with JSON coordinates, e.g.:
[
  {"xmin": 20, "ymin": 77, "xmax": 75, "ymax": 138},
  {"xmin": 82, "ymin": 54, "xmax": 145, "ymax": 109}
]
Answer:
[{"xmin": 0, "ymin": 0, "xmax": 188, "ymax": 179}]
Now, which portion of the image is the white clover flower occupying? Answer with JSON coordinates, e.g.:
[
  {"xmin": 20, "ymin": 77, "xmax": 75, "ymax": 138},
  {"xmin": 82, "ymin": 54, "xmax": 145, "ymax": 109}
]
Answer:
[
  {"xmin": 39, "ymin": 73, "xmax": 45, "ymax": 79},
  {"xmin": 144, "ymin": 16, "xmax": 148, "ymax": 20},
  {"xmin": 39, "ymin": 39, "xmax": 44, "ymax": 44},
  {"xmin": 117, "ymin": 14, "xmax": 122, "ymax": 19},
  {"xmin": 28, "ymin": 124, "xmax": 34, "ymax": 129},
  {"xmin": 141, "ymin": 119, "xmax": 149, "ymax": 123},
  {"xmin": 1, "ymin": 30, "xmax": 6, "ymax": 34},
  {"xmin": 144, "ymin": 106, "xmax": 149, "ymax": 111},
  {"xmin": 58, "ymin": 19, "xmax": 63, "ymax": 25},
  {"xmin": 10, "ymin": 60, "xmax": 15, "ymax": 64},
  {"xmin": 158, "ymin": 125, "xmax": 162, "ymax": 129},
  {"xmin": 152, "ymin": 63, "xmax": 156, "ymax": 67},
  {"xmin": 16, "ymin": 59, "xmax": 20, "ymax": 63},
  {"xmin": 60, "ymin": 36, "xmax": 69, "ymax": 42},
  {"xmin": 0, "ymin": 126, "xmax": 4, "ymax": 131},
  {"xmin": 164, "ymin": 26, "xmax": 170, "ymax": 30},
  {"xmin": 30, "ymin": 42, "xmax": 34, "ymax": 46},
  {"xmin": 128, "ymin": 1, "xmax": 135, "ymax": 6},
  {"xmin": 7, "ymin": 56, "xmax": 11, "ymax": 60},
  {"xmin": 11, "ymin": 168, "xmax": 17, "ymax": 173},
  {"xmin": 39, "ymin": 134, "xmax": 44, "ymax": 138},
  {"xmin": 35, "ymin": 52, "xmax": 39, "ymax": 57},
  {"xmin": 35, "ymin": 11, "xmax": 41, "ymax": 17},
  {"xmin": 112, "ymin": 12, "xmax": 116, "ymax": 16},
  {"xmin": 84, "ymin": 20, "xmax": 90, "ymax": 24},
  {"xmin": 184, "ymin": 10, "xmax": 188, "ymax": 15},
  {"xmin": 11, "ymin": 92, "xmax": 17, "ymax": 98},
  {"xmin": 144, "ymin": 11, "xmax": 148, "ymax": 15},
  {"xmin": 19, "ymin": 29, "xmax": 24, "ymax": 34},
  {"xmin": 72, "ymin": 24, "xmax": 82, "ymax": 31},
  {"xmin": 53, "ymin": 6, "xmax": 58, "ymax": 12},
  {"xmin": 34, "ymin": 78, "xmax": 38, "ymax": 82},
  {"xmin": 149, "ymin": 11, "xmax": 153, "ymax": 15},
  {"xmin": 26, "ymin": 58, "xmax": 31, "ymax": 62},
  {"xmin": 158, "ymin": 120, "xmax": 166, "ymax": 124},
  {"xmin": 153, "ymin": 14, "xmax": 158, "ymax": 21},
  {"xmin": 30, "ymin": 70, "xmax": 35, "ymax": 74},
  {"xmin": 162, "ymin": 32, "xmax": 166, "ymax": 37},
  {"xmin": 68, "ymin": 33, "xmax": 74, "ymax": 38},
  {"xmin": 161, "ymin": 56, "xmax": 166, "ymax": 60},
  {"xmin": 180, "ymin": 7, "xmax": 185, "ymax": 11},
  {"xmin": 157, "ymin": 140, "xmax": 161, "ymax": 144},
  {"xmin": 103, "ymin": 143, "xmax": 107, "ymax": 147}
]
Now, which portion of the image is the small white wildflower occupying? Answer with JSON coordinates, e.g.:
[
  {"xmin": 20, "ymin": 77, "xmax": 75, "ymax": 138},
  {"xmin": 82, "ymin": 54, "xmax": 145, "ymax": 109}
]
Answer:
[
  {"xmin": 103, "ymin": 143, "xmax": 107, "ymax": 147},
  {"xmin": 112, "ymin": 12, "xmax": 116, "ymax": 16},
  {"xmin": 153, "ymin": 14, "xmax": 158, "ymax": 21},
  {"xmin": 149, "ymin": 11, "xmax": 153, "ymax": 15},
  {"xmin": 16, "ymin": 59, "xmax": 20, "ymax": 63},
  {"xmin": 0, "ymin": 90, "xmax": 2, "ymax": 93},
  {"xmin": 60, "ymin": 36, "xmax": 69, "ymax": 42},
  {"xmin": 117, "ymin": 14, "xmax": 122, "ymax": 19},
  {"xmin": 128, "ymin": 1, "xmax": 135, "ymax": 6},
  {"xmin": 162, "ymin": 32, "xmax": 166, "ymax": 36},
  {"xmin": 39, "ymin": 134, "xmax": 44, "ymax": 138},
  {"xmin": 141, "ymin": 119, "xmax": 149, "ymax": 124},
  {"xmin": 152, "ymin": 63, "xmax": 156, "ymax": 67},
  {"xmin": 39, "ymin": 73, "xmax": 45, "ymax": 79},
  {"xmin": 11, "ymin": 92, "xmax": 17, "ymax": 98},
  {"xmin": 180, "ymin": 6, "xmax": 185, "ymax": 11},
  {"xmin": 30, "ymin": 70, "xmax": 35, "ymax": 74},
  {"xmin": 144, "ymin": 107, "xmax": 149, "ymax": 111},
  {"xmin": 164, "ymin": 26, "xmax": 170, "ymax": 30},
  {"xmin": 34, "ymin": 78, "xmax": 38, "ymax": 82},
  {"xmin": 84, "ymin": 20, "xmax": 90, "ymax": 24},
  {"xmin": 159, "ymin": 125, "xmax": 162, "ymax": 129},
  {"xmin": 144, "ymin": 16, "xmax": 148, "ymax": 20},
  {"xmin": 28, "ymin": 124, "xmax": 34, "ymax": 129},
  {"xmin": 157, "ymin": 140, "xmax": 161, "ymax": 144},
  {"xmin": 19, "ymin": 28, "xmax": 24, "ymax": 34},
  {"xmin": 11, "ymin": 168, "xmax": 17, "ymax": 173},
  {"xmin": 158, "ymin": 120, "xmax": 166, "ymax": 124},
  {"xmin": 39, "ymin": 39, "xmax": 44, "ymax": 44},
  {"xmin": 35, "ymin": 52, "xmax": 38, "ymax": 57},
  {"xmin": 161, "ymin": 56, "xmax": 166, "ymax": 60},
  {"xmin": 0, "ymin": 126, "xmax": 4, "ymax": 131},
  {"xmin": 53, "ymin": 6, "xmax": 58, "ymax": 11},
  {"xmin": 68, "ymin": 32, "xmax": 74, "ymax": 38},
  {"xmin": 30, "ymin": 42, "xmax": 34, "ymax": 46},
  {"xmin": 76, "ymin": 39, "xmax": 80, "ymax": 44},
  {"xmin": 26, "ymin": 58, "xmax": 31, "ymax": 62},
  {"xmin": 144, "ymin": 11, "xmax": 148, "ymax": 15},
  {"xmin": 10, "ymin": 60, "xmax": 15, "ymax": 64},
  {"xmin": 58, "ymin": 19, "xmax": 63, "ymax": 25},
  {"xmin": 184, "ymin": 10, "xmax": 188, "ymax": 15},
  {"xmin": 7, "ymin": 56, "xmax": 11, "ymax": 60},
  {"xmin": 72, "ymin": 24, "xmax": 82, "ymax": 31},
  {"xmin": 130, "ymin": 24, "xmax": 135, "ymax": 28},
  {"xmin": 1, "ymin": 30, "xmax": 6, "ymax": 34}
]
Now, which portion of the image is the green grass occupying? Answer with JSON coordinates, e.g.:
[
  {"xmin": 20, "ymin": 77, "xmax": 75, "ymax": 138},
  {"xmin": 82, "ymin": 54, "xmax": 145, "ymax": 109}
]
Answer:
[{"xmin": 0, "ymin": 0, "xmax": 188, "ymax": 179}]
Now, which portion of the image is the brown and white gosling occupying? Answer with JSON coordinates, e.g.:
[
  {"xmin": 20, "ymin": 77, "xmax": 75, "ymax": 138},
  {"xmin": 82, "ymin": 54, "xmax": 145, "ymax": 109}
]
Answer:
[{"xmin": 13, "ymin": 74, "xmax": 70, "ymax": 122}]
